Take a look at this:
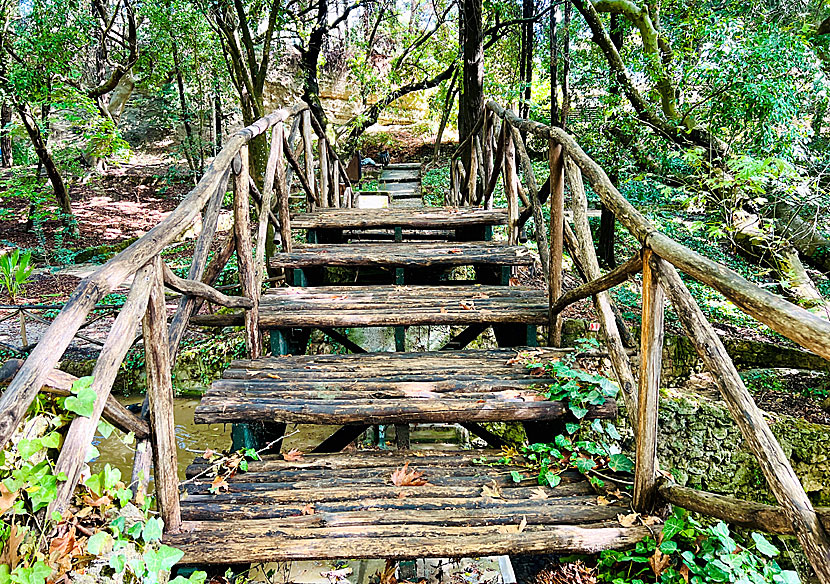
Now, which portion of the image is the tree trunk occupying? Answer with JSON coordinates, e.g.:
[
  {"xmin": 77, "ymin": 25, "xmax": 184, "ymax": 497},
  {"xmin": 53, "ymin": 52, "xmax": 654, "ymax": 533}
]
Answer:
[
  {"xmin": 764, "ymin": 200, "xmax": 830, "ymax": 273},
  {"xmin": 0, "ymin": 103, "xmax": 11, "ymax": 167},
  {"xmin": 459, "ymin": 0, "xmax": 483, "ymax": 186},
  {"xmin": 173, "ymin": 42, "xmax": 200, "ymax": 176},
  {"xmin": 16, "ymin": 104, "xmax": 72, "ymax": 218}
]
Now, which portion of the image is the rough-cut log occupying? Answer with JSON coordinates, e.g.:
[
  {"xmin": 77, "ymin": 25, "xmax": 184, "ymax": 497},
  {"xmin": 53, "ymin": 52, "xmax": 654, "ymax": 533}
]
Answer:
[
  {"xmin": 633, "ymin": 250, "xmax": 663, "ymax": 513},
  {"xmin": 234, "ymin": 145, "xmax": 262, "ymax": 359},
  {"xmin": 284, "ymin": 133, "xmax": 318, "ymax": 207},
  {"xmin": 161, "ymin": 263, "xmax": 253, "ymax": 309},
  {"xmin": 1, "ymin": 361, "xmax": 148, "ymax": 438},
  {"xmin": 319, "ymin": 137, "xmax": 330, "ymax": 208},
  {"xmin": 50, "ymin": 263, "xmax": 154, "ymax": 514},
  {"xmin": 503, "ymin": 127, "xmax": 519, "ymax": 245},
  {"xmin": 655, "ymin": 260, "xmax": 830, "ymax": 581},
  {"xmin": 509, "ymin": 125, "xmax": 549, "ymax": 277},
  {"xmin": 486, "ymin": 99, "xmax": 830, "ymax": 362},
  {"xmin": 549, "ymin": 143, "xmax": 565, "ymax": 346},
  {"xmin": 257, "ymin": 123, "xmax": 282, "ymax": 293},
  {"xmin": 765, "ymin": 200, "xmax": 830, "ymax": 273},
  {"xmin": 144, "ymin": 256, "xmax": 182, "ymax": 534},
  {"xmin": 482, "ymin": 121, "xmax": 506, "ymax": 208},
  {"xmin": 550, "ymin": 252, "xmax": 642, "ymax": 316},
  {"xmin": 658, "ymin": 482, "xmax": 830, "ymax": 536},
  {"xmin": 131, "ymin": 438, "xmax": 152, "ymax": 505},
  {"xmin": 566, "ymin": 158, "xmax": 638, "ymax": 427},
  {"xmin": 302, "ymin": 111, "xmax": 317, "ymax": 209}
]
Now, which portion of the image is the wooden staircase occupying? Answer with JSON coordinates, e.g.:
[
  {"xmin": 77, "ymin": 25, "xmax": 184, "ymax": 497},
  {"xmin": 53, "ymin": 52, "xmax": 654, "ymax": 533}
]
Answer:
[{"xmin": 175, "ymin": 204, "xmax": 631, "ymax": 565}]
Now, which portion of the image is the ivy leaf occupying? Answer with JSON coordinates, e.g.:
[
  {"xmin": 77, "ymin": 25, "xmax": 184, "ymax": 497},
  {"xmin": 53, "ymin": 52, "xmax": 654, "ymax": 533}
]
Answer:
[
  {"xmin": 87, "ymin": 531, "xmax": 113, "ymax": 555},
  {"xmin": 10, "ymin": 561, "xmax": 52, "ymax": 584},
  {"xmin": 65, "ymin": 386, "xmax": 96, "ymax": 417},
  {"xmin": 751, "ymin": 532, "xmax": 779, "ymax": 557},
  {"xmin": 143, "ymin": 517, "xmax": 164, "ymax": 542},
  {"xmin": 658, "ymin": 540, "xmax": 678, "ymax": 554},
  {"xmin": 97, "ymin": 419, "xmax": 115, "ymax": 439},
  {"xmin": 662, "ymin": 515, "xmax": 685, "ymax": 541},
  {"xmin": 565, "ymin": 422, "xmax": 581, "ymax": 435},
  {"xmin": 17, "ymin": 438, "xmax": 43, "ymax": 459},
  {"xmin": 569, "ymin": 403, "xmax": 589, "ymax": 419},
  {"xmin": 608, "ymin": 453, "xmax": 635, "ymax": 473},
  {"xmin": 116, "ymin": 488, "xmax": 133, "ymax": 507},
  {"xmin": 510, "ymin": 470, "xmax": 523, "ymax": 483},
  {"xmin": 41, "ymin": 432, "xmax": 62, "ymax": 449},
  {"xmin": 543, "ymin": 471, "xmax": 561, "ymax": 488},
  {"xmin": 145, "ymin": 544, "xmax": 184, "ymax": 573},
  {"xmin": 109, "ymin": 553, "xmax": 126, "ymax": 574},
  {"xmin": 605, "ymin": 423, "xmax": 622, "ymax": 441},
  {"xmin": 575, "ymin": 456, "xmax": 596, "ymax": 474}
]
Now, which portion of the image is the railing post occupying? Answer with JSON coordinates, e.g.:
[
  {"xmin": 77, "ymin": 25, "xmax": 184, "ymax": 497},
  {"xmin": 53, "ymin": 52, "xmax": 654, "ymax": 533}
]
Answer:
[
  {"xmin": 319, "ymin": 135, "xmax": 330, "ymax": 208},
  {"xmin": 302, "ymin": 110, "xmax": 316, "ymax": 211},
  {"xmin": 332, "ymin": 155, "xmax": 341, "ymax": 208},
  {"xmin": 144, "ymin": 255, "xmax": 182, "ymax": 534},
  {"xmin": 633, "ymin": 248, "xmax": 664, "ymax": 513},
  {"xmin": 548, "ymin": 144, "xmax": 565, "ymax": 346},
  {"xmin": 503, "ymin": 124, "xmax": 519, "ymax": 245},
  {"xmin": 233, "ymin": 144, "xmax": 262, "ymax": 359}
]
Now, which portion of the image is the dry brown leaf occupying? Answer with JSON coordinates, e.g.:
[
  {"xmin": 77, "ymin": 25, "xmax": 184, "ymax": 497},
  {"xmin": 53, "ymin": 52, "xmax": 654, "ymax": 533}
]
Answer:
[
  {"xmin": 0, "ymin": 524, "xmax": 25, "ymax": 569},
  {"xmin": 509, "ymin": 277, "xmax": 521, "ymax": 286},
  {"xmin": 390, "ymin": 462, "xmax": 428, "ymax": 486},
  {"xmin": 617, "ymin": 512, "xmax": 639, "ymax": 527},
  {"xmin": 472, "ymin": 292, "xmax": 490, "ymax": 299},
  {"xmin": 649, "ymin": 549, "xmax": 671, "ymax": 577},
  {"xmin": 596, "ymin": 496, "xmax": 612, "ymax": 506},
  {"xmin": 459, "ymin": 301, "xmax": 475, "ymax": 310},
  {"xmin": 301, "ymin": 503, "xmax": 315, "ymax": 515},
  {"xmin": 282, "ymin": 449, "xmax": 305, "ymax": 462},
  {"xmin": 517, "ymin": 516, "xmax": 528, "ymax": 533},
  {"xmin": 481, "ymin": 481, "xmax": 502, "ymax": 499},
  {"xmin": 203, "ymin": 448, "xmax": 215, "ymax": 461},
  {"xmin": 641, "ymin": 515, "xmax": 661, "ymax": 526},
  {"xmin": 210, "ymin": 475, "xmax": 229, "ymax": 493},
  {"xmin": 0, "ymin": 483, "xmax": 18, "ymax": 515},
  {"xmin": 529, "ymin": 487, "xmax": 549, "ymax": 500},
  {"xmin": 678, "ymin": 564, "xmax": 691, "ymax": 583}
]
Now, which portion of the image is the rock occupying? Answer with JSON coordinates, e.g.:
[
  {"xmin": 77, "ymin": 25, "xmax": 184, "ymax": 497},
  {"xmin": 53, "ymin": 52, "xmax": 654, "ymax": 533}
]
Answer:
[{"xmin": 0, "ymin": 358, "xmax": 23, "ymax": 383}]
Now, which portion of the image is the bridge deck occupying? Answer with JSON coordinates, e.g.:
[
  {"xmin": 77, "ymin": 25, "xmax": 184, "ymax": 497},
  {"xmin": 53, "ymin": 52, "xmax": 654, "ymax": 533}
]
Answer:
[
  {"xmin": 269, "ymin": 242, "xmax": 535, "ymax": 268},
  {"xmin": 193, "ymin": 348, "xmax": 617, "ymax": 424},
  {"xmin": 167, "ymin": 450, "xmax": 646, "ymax": 564},
  {"xmin": 290, "ymin": 207, "xmax": 507, "ymax": 230}
]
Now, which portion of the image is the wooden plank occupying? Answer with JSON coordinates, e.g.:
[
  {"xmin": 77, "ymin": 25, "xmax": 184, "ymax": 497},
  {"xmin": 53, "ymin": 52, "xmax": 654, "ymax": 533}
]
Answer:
[
  {"xmin": 161, "ymin": 263, "xmax": 253, "ymax": 309},
  {"xmin": 655, "ymin": 259, "xmax": 830, "ymax": 581},
  {"xmin": 256, "ymin": 123, "xmax": 282, "ymax": 291},
  {"xmin": 633, "ymin": 249, "xmax": 663, "ymax": 513},
  {"xmin": 503, "ymin": 127, "xmax": 519, "ymax": 245},
  {"xmin": 290, "ymin": 208, "xmax": 508, "ymax": 230},
  {"xmin": 302, "ymin": 110, "xmax": 316, "ymax": 209},
  {"xmin": 269, "ymin": 242, "xmax": 535, "ymax": 268},
  {"xmin": 144, "ymin": 256, "xmax": 182, "ymax": 533},
  {"xmin": 548, "ymin": 143, "xmax": 565, "ymax": 346},
  {"xmin": 320, "ymin": 134, "xmax": 329, "ymax": 208},
  {"xmin": 166, "ymin": 523, "xmax": 653, "ymax": 564},
  {"xmin": 233, "ymin": 145, "xmax": 262, "ymax": 359}
]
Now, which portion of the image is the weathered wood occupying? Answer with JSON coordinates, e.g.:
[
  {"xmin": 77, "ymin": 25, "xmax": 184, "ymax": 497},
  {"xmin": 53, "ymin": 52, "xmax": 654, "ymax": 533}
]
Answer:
[
  {"xmin": 302, "ymin": 110, "xmax": 317, "ymax": 210},
  {"xmin": 633, "ymin": 249, "xmax": 664, "ymax": 513},
  {"xmin": 257, "ymin": 123, "xmax": 282, "ymax": 295},
  {"xmin": 284, "ymin": 133, "xmax": 317, "ymax": 207},
  {"xmin": 566, "ymin": 158, "xmax": 638, "ymax": 428},
  {"xmin": 319, "ymin": 327, "xmax": 367, "ymax": 354},
  {"xmin": 130, "ymin": 438, "xmax": 152, "ymax": 505},
  {"xmin": 319, "ymin": 134, "xmax": 330, "ymax": 208},
  {"xmin": 482, "ymin": 121, "xmax": 506, "ymax": 208},
  {"xmin": 655, "ymin": 259, "xmax": 830, "ymax": 581},
  {"xmin": 191, "ymin": 231, "xmax": 237, "ymax": 316},
  {"xmin": 510, "ymin": 125, "xmax": 549, "ymax": 277},
  {"xmin": 466, "ymin": 136, "xmax": 479, "ymax": 206},
  {"xmin": 548, "ymin": 142, "xmax": 565, "ymax": 346},
  {"xmin": 144, "ymin": 256, "xmax": 182, "ymax": 534},
  {"xmin": 161, "ymin": 263, "xmax": 253, "ymax": 309},
  {"xmin": 503, "ymin": 126, "xmax": 519, "ymax": 245},
  {"xmin": 269, "ymin": 242, "xmax": 535, "ymax": 269},
  {"xmin": 50, "ymin": 263, "xmax": 154, "ymax": 514},
  {"xmin": 233, "ymin": 145, "xmax": 262, "ymax": 359},
  {"xmin": 657, "ymin": 482, "xmax": 830, "ymax": 536},
  {"xmin": 291, "ymin": 208, "xmax": 508, "ymax": 231},
  {"xmin": 332, "ymin": 156, "xmax": 341, "ymax": 208},
  {"xmin": 550, "ymin": 252, "xmax": 642, "ymax": 316},
  {"xmin": 190, "ymin": 285, "xmax": 549, "ymax": 328}
]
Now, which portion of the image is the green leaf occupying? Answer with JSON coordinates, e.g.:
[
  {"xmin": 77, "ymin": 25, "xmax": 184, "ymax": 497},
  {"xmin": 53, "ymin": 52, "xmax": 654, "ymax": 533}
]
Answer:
[
  {"xmin": 751, "ymin": 532, "xmax": 779, "ymax": 557},
  {"xmin": 143, "ymin": 516, "xmax": 164, "ymax": 542},
  {"xmin": 29, "ymin": 474, "xmax": 57, "ymax": 511},
  {"xmin": 71, "ymin": 376, "xmax": 94, "ymax": 393},
  {"xmin": 17, "ymin": 438, "xmax": 43, "ymax": 459},
  {"xmin": 116, "ymin": 488, "xmax": 133, "ymax": 507},
  {"xmin": 510, "ymin": 470, "xmax": 523, "ymax": 483},
  {"xmin": 85, "ymin": 444, "xmax": 100, "ymax": 463},
  {"xmin": 65, "ymin": 386, "xmax": 96, "ymax": 417},
  {"xmin": 85, "ymin": 473, "xmax": 103, "ymax": 497},
  {"xmin": 87, "ymin": 531, "xmax": 113, "ymax": 555},
  {"xmin": 608, "ymin": 453, "xmax": 635, "ymax": 473},
  {"xmin": 145, "ymin": 545, "xmax": 184, "ymax": 573},
  {"xmin": 569, "ymin": 404, "xmax": 589, "ymax": 419},
  {"xmin": 658, "ymin": 540, "xmax": 678, "ymax": 554},
  {"xmin": 126, "ymin": 520, "xmax": 144, "ymax": 539},
  {"xmin": 776, "ymin": 570, "xmax": 801, "ymax": 584},
  {"xmin": 544, "ymin": 471, "xmax": 561, "ymax": 488},
  {"xmin": 663, "ymin": 516, "xmax": 686, "ymax": 541},
  {"xmin": 109, "ymin": 553, "xmax": 126, "ymax": 574},
  {"xmin": 12, "ymin": 561, "xmax": 52, "ymax": 584},
  {"xmin": 575, "ymin": 457, "xmax": 596, "ymax": 474},
  {"xmin": 97, "ymin": 419, "xmax": 115, "ymax": 439},
  {"xmin": 565, "ymin": 422, "xmax": 581, "ymax": 435},
  {"xmin": 41, "ymin": 431, "xmax": 62, "ymax": 449},
  {"xmin": 605, "ymin": 423, "xmax": 621, "ymax": 441},
  {"xmin": 102, "ymin": 464, "xmax": 121, "ymax": 491},
  {"xmin": 0, "ymin": 565, "xmax": 9, "ymax": 584}
]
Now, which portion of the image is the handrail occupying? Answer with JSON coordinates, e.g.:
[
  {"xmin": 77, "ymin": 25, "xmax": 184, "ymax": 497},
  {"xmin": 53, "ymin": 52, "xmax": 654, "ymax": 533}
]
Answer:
[{"xmin": 481, "ymin": 98, "xmax": 830, "ymax": 581}]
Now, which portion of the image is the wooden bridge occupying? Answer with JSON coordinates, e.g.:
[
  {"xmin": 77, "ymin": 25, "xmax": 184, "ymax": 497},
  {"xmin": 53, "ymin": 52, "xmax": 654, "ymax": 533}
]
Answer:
[{"xmin": 2, "ymin": 101, "xmax": 830, "ymax": 580}]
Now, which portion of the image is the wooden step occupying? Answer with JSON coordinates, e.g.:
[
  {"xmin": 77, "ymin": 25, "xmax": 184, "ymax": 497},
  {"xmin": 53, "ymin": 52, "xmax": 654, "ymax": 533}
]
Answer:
[
  {"xmin": 168, "ymin": 450, "xmax": 647, "ymax": 564},
  {"xmin": 269, "ymin": 242, "xmax": 536, "ymax": 269},
  {"xmin": 194, "ymin": 348, "xmax": 618, "ymax": 424},
  {"xmin": 291, "ymin": 207, "xmax": 507, "ymax": 230},
  {"xmin": 190, "ymin": 285, "xmax": 549, "ymax": 328}
]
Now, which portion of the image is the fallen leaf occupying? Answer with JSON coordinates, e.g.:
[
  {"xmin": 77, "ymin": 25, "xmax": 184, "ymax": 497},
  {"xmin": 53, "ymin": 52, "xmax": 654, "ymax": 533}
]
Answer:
[
  {"xmin": 390, "ymin": 462, "xmax": 428, "ymax": 486},
  {"xmin": 321, "ymin": 567, "xmax": 353, "ymax": 584},
  {"xmin": 0, "ymin": 524, "xmax": 24, "ymax": 569},
  {"xmin": 596, "ymin": 496, "xmax": 612, "ymax": 506},
  {"xmin": 283, "ymin": 449, "xmax": 305, "ymax": 462},
  {"xmin": 448, "ymin": 248, "xmax": 463, "ymax": 254},
  {"xmin": 210, "ymin": 475, "xmax": 229, "ymax": 493},
  {"xmin": 678, "ymin": 564, "xmax": 691, "ymax": 583},
  {"xmin": 459, "ymin": 301, "xmax": 475, "ymax": 310},
  {"xmin": 517, "ymin": 516, "xmax": 527, "ymax": 533},
  {"xmin": 649, "ymin": 549, "xmax": 671, "ymax": 577},
  {"xmin": 641, "ymin": 515, "xmax": 661, "ymax": 526},
  {"xmin": 203, "ymin": 448, "xmax": 215, "ymax": 461},
  {"xmin": 529, "ymin": 487, "xmax": 549, "ymax": 500},
  {"xmin": 301, "ymin": 503, "xmax": 315, "ymax": 515},
  {"xmin": 481, "ymin": 481, "xmax": 502, "ymax": 499},
  {"xmin": 509, "ymin": 277, "xmax": 521, "ymax": 286},
  {"xmin": 472, "ymin": 292, "xmax": 490, "ymax": 299},
  {"xmin": 617, "ymin": 513, "xmax": 639, "ymax": 527},
  {"xmin": 0, "ymin": 483, "xmax": 18, "ymax": 515}
]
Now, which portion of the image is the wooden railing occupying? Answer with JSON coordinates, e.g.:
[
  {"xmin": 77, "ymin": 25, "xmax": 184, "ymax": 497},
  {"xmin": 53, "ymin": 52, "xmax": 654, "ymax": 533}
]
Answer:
[
  {"xmin": 471, "ymin": 100, "xmax": 830, "ymax": 581},
  {"xmin": 0, "ymin": 101, "xmax": 351, "ymax": 535}
]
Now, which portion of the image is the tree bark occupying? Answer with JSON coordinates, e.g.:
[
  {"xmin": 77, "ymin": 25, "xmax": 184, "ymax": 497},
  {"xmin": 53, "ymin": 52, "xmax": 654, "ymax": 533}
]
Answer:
[{"xmin": 459, "ymin": 0, "xmax": 484, "ymax": 184}]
